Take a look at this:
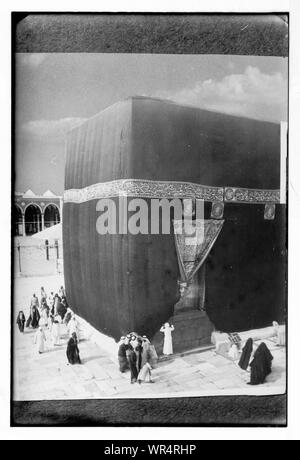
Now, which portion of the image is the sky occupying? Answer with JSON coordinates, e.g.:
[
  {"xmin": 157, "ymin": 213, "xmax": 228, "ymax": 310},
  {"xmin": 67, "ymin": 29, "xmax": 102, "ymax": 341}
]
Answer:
[{"xmin": 15, "ymin": 53, "xmax": 288, "ymax": 195}]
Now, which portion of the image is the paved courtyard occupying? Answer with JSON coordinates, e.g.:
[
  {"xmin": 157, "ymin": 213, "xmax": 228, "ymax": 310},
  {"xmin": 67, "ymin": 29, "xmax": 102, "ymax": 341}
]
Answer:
[{"xmin": 13, "ymin": 274, "xmax": 286, "ymax": 401}]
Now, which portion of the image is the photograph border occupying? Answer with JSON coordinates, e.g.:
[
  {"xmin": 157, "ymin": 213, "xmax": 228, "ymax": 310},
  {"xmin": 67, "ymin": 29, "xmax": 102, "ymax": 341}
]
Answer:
[{"xmin": 11, "ymin": 11, "xmax": 288, "ymax": 427}]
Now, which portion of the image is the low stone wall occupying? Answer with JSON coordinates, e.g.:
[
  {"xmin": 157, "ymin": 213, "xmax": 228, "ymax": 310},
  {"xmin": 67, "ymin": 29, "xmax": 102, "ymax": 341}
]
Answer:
[{"xmin": 211, "ymin": 325, "xmax": 285, "ymax": 359}]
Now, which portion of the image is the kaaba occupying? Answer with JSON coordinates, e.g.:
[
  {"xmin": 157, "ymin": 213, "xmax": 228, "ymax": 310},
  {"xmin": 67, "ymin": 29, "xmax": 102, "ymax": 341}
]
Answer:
[{"xmin": 63, "ymin": 96, "xmax": 286, "ymax": 350}]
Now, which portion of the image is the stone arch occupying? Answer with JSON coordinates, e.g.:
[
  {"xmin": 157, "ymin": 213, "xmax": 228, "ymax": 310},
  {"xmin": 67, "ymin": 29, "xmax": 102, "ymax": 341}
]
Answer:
[
  {"xmin": 14, "ymin": 204, "xmax": 23, "ymax": 236},
  {"xmin": 24, "ymin": 202, "xmax": 43, "ymax": 214},
  {"xmin": 24, "ymin": 203, "xmax": 42, "ymax": 235},
  {"xmin": 44, "ymin": 203, "xmax": 60, "ymax": 228}
]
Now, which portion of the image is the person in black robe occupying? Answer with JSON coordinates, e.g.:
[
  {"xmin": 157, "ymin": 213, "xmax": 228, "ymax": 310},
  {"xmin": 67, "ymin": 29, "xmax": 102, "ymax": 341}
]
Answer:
[
  {"xmin": 118, "ymin": 336, "xmax": 129, "ymax": 373},
  {"xmin": 135, "ymin": 337, "xmax": 143, "ymax": 373},
  {"xmin": 50, "ymin": 302, "xmax": 55, "ymax": 317},
  {"xmin": 248, "ymin": 342, "xmax": 273, "ymax": 385},
  {"xmin": 56, "ymin": 299, "xmax": 67, "ymax": 321},
  {"xmin": 66, "ymin": 333, "xmax": 81, "ymax": 365},
  {"xmin": 26, "ymin": 314, "xmax": 31, "ymax": 328},
  {"xmin": 32, "ymin": 306, "xmax": 40, "ymax": 328},
  {"xmin": 16, "ymin": 311, "xmax": 26, "ymax": 333},
  {"xmin": 26, "ymin": 306, "xmax": 40, "ymax": 329},
  {"xmin": 238, "ymin": 338, "xmax": 253, "ymax": 370},
  {"xmin": 126, "ymin": 344, "xmax": 138, "ymax": 383}
]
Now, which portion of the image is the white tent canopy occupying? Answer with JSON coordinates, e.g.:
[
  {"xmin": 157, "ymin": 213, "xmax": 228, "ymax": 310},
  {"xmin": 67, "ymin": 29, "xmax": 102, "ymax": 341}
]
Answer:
[{"xmin": 31, "ymin": 223, "xmax": 62, "ymax": 241}]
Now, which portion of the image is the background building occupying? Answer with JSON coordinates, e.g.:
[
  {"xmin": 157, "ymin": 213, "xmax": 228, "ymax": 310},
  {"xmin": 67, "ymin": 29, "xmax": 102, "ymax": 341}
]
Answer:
[{"xmin": 14, "ymin": 190, "xmax": 62, "ymax": 236}]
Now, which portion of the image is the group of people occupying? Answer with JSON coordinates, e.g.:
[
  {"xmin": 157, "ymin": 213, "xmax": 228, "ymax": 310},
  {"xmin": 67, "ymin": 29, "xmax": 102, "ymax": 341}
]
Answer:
[
  {"xmin": 117, "ymin": 322, "xmax": 176, "ymax": 384},
  {"xmin": 17, "ymin": 286, "xmax": 68, "ymax": 331},
  {"xmin": 237, "ymin": 338, "xmax": 274, "ymax": 385},
  {"xmin": 17, "ymin": 287, "xmax": 177, "ymax": 383},
  {"xmin": 225, "ymin": 322, "xmax": 282, "ymax": 386},
  {"xmin": 16, "ymin": 286, "xmax": 82, "ymax": 366},
  {"xmin": 118, "ymin": 333, "xmax": 158, "ymax": 384}
]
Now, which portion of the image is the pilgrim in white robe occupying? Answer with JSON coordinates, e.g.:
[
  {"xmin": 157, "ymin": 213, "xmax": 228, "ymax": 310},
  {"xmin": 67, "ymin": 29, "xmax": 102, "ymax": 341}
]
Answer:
[
  {"xmin": 34, "ymin": 328, "xmax": 46, "ymax": 354},
  {"xmin": 138, "ymin": 362, "xmax": 153, "ymax": 383},
  {"xmin": 52, "ymin": 318, "xmax": 61, "ymax": 346},
  {"xmin": 160, "ymin": 323, "xmax": 175, "ymax": 355},
  {"xmin": 68, "ymin": 316, "xmax": 80, "ymax": 340}
]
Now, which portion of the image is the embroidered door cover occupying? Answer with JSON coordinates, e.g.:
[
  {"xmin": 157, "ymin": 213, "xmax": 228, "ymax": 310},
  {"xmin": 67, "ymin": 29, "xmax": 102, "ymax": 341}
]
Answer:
[{"xmin": 173, "ymin": 219, "xmax": 224, "ymax": 282}]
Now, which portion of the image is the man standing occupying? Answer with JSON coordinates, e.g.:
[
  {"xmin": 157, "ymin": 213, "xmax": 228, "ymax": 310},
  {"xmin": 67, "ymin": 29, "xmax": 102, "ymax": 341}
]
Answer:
[{"xmin": 126, "ymin": 342, "xmax": 138, "ymax": 384}]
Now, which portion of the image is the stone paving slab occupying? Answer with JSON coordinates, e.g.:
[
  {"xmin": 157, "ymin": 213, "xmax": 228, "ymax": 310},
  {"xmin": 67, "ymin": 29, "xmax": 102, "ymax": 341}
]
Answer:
[{"xmin": 84, "ymin": 361, "xmax": 111, "ymax": 380}]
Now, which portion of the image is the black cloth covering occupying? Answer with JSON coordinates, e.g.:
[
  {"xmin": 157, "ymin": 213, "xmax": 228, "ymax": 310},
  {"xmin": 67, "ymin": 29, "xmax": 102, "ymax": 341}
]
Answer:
[
  {"xmin": 66, "ymin": 336, "xmax": 81, "ymax": 365},
  {"xmin": 63, "ymin": 97, "xmax": 285, "ymax": 340},
  {"xmin": 238, "ymin": 338, "xmax": 253, "ymax": 370},
  {"xmin": 249, "ymin": 342, "xmax": 273, "ymax": 385}
]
